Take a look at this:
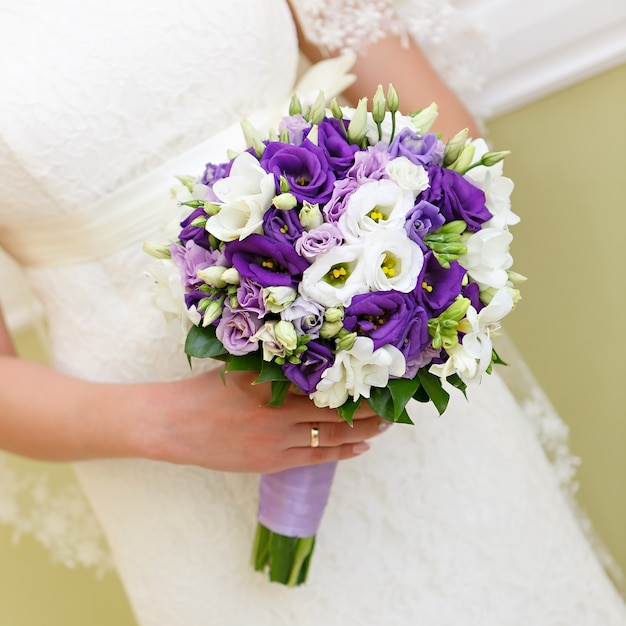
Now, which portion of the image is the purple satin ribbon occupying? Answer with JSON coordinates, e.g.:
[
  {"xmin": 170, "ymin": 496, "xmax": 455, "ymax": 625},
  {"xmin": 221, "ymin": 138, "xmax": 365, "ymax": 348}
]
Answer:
[{"xmin": 257, "ymin": 461, "xmax": 338, "ymax": 538}]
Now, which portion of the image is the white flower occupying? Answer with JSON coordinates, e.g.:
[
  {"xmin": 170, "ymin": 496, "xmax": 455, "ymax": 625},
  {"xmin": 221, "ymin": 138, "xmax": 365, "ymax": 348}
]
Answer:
[
  {"xmin": 262, "ymin": 286, "xmax": 297, "ymax": 313},
  {"xmin": 298, "ymin": 202, "xmax": 324, "ymax": 230},
  {"xmin": 338, "ymin": 179, "xmax": 414, "ymax": 243},
  {"xmin": 464, "ymin": 138, "xmax": 519, "ymax": 230},
  {"xmin": 205, "ymin": 152, "xmax": 276, "ymax": 242},
  {"xmin": 459, "ymin": 228, "xmax": 513, "ymax": 291},
  {"xmin": 361, "ymin": 230, "xmax": 424, "ymax": 293},
  {"xmin": 311, "ymin": 337, "xmax": 406, "ymax": 409},
  {"xmin": 300, "ymin": 244, "xmax": 367, "ymax": 307},
  {"xmin": 252, "ymin": 321, "xmax": 296, "ymax": 361},
  {"xmin": 385, "ymin": 157, "xmax": 430, "ymax": 195},
  {"xmin": 431, "ymin": 288, "xmax": 514, "ymax": 387}
]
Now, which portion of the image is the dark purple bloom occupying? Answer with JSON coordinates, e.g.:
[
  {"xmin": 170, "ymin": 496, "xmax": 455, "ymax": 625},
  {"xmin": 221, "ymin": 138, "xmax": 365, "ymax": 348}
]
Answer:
[
  {"xmin": 310, "ymin": 119, "xmax": 358, "ymax": 176},
  {"xmin": 404, "ymin": 200, "xmax": 446, "ymax": 250},
  {"xmin": 184, "ymin": 288, "xmax": 208, "ymax": 313},
  {"xmin": 462, "ymin": 280, "xmax": 484, "ymax": 313},
  {"xmin": 260, "ymin": 140, "xmax": 336, "ymax": 204},
  {"xmin": 224, "ymin": 234, "xmax": 309, "ymax": 287},
  {"xmin": 283, "ymin": 340, "xmax": 334, "ymax": 394},
  {"xmin": 262, "ymin": 207, "xmax": 305, "ymax": 245},
  {"xmin": 388, "ymin": 129, "xmax": 439, "ymax": 166},
  {"xmin": 415, "ymin": 253, "xmax": 466, "ymax": 316},
  {"xmin": 201, "ymin": 160, "xmax": 232, "ymax": 186},
  {"xmin": 419, "ymin": 165, "xmax": 492, "ymax": 231},
  {"xmin": 178, "ymin": 206, "xmax": 211, "ymax": 249},
  {"xmin": 344, "ymin": 291, "xmax": 417, "ymax": 351},
  {"xmin": 398, "ymin": 305, "xmax": 430, "ymax": 365}
]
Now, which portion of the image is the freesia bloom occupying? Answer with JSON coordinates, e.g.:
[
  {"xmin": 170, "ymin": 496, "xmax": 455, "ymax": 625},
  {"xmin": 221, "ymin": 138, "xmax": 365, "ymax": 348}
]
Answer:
[
  {"xmin": 311, "ymin": 337, "xmax": 406, "ymax": 408},
  {"xmin": 459, "ymin": 228, "xmax": 513, "ymax": 291},
  {"xmin": 206, "ymin": 151, "xmax": 276, "ymax": 241},
  {"xmin": 385, "ymin": 157, "xmax": 430, "ymax": 195},
  {"xmin": 464, "ymin": 138, "xmax": 519, "ymax": 231}
]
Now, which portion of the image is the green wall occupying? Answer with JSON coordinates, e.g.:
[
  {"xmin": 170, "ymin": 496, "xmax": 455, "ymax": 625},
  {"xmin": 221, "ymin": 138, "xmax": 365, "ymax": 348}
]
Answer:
[
  {"xmin": 1, "ymin": 63, "xmax": 624, "ymax": 624},
  {"xmin": 486, "ymin": 63, "xmax": 626, "ymax": 577}
]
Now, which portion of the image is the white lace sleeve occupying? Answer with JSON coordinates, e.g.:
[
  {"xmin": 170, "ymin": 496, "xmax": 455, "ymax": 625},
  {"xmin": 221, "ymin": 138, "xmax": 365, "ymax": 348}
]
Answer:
[{"xmin": 290, "ymin": 0, "xmax": 489, "ymax": 115}]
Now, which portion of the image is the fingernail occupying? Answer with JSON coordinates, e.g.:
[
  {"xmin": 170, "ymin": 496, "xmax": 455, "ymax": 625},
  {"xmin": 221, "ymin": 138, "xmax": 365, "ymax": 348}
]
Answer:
[
  {"xmin": 378, "ymin": 421, "xmax": 392, "ymax": 432},
  {"xmin": 353, "ymin": 442, "xmax": 370, "ymax": 455}
]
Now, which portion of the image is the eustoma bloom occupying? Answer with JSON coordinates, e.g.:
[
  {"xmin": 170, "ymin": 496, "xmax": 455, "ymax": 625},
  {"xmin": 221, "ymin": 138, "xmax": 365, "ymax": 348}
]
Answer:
[{"xmin": 146, "ymin": 81, "xmax": 520, "ymax": 588}]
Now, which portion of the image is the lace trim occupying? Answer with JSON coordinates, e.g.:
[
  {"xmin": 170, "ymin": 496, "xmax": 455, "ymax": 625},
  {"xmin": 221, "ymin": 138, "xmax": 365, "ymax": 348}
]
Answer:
[
  {"xmin": 291, "ymin": 0, "xmax": 490, "ymax": 114},
  {"xmin": 0, "ymin": 456, "xmax": 112, "ymax": 575}
]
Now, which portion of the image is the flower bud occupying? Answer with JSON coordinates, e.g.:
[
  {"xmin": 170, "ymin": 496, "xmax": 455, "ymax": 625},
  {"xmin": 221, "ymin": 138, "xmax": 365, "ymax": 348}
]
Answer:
[
  {"xmin": 274, "ymin": 320, "xmax": 298, "ymax": 351},
  {"xmin": 449, "ymin": 144, "xmax": 476, "ymax": 174},
  {"xmin": 241, "ymin": 118, "xmax": 266, "ymax": 157},
  {"xmin": 324, "ymin": 307, "xmax": 344, "ymax": 323},
  {"xmin": 330, "ymin": 97, "xmax": 343, "ymax": 120},
  {"xmin": 273, "ymin": 192, "xmax": 298, "ymax": 211},
  {"xmin": 372, "ymin": 84, "xmax": 386, "ymax": 124},
  {"xmin": 202, "ymin": 299, "xmax": 224, "ymax": 327},
  {"xmin": 410, "ymin": 102, "xmax": 438, "ymax": 134},
  {"xmin": 279, "ymin": 175, "xmax": 291, "ymax": 193},
  {"xmin": 263, "ymin": 286, "xmax": 297, "ymax": 313},
  {"xmin": 306, "ymin": 124, "xmax": 319, "ymax": 146},
  {"xmin": 347, "ymin": 97, "xmax": 368, "ymax": 145},
  {"xmin": 507, "ymin": 271, "xmax": 527, "ymax": 285},
  {"xmin": 308, "ymin": 90, "xmax": 326, "ymax": 125},
  {"xmin": 142, "ymin": 241, "xmax": 172, "ymax": 260},
  {"xmin": 197, "ymin": 265, "xmax": 228, "ymax": 288},
  {"xmin": 386, "ymin": 83, "xmax": 399, "ymax": 114},
  {"xmin": 480, "ymin": 150, "xmax": 511, "ymax": 167},
  {"xmin": 319, "ymin": 320, "xmax": 343, "ymax": 339},
  {"xmin": 221, "ymin": 267, "xmax": 240, "ymax": 285},
  {"xmin": 335, "ymin": 330, "xmax": 357, "ymax": 352},
  {"xmin": 203, "ymin": 201, "xmax": 222, "ymax": 216},
  {"xmin": 175, "ymin": 174, "xmax": 197, "ymax": 193},
  {"xmin": 443, "ymin": 128, "xmax": 469, "ymax": 167},
  {"xmin": 289, "ymin": 94, "xmax": 302, "ymax": 116},
  {"xmin": 299, "ymin": 202, "xmax": 324, "ymax": 230}
]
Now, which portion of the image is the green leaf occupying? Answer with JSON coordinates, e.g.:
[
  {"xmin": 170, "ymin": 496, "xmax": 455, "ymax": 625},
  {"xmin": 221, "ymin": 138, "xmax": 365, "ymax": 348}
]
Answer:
[
  {"xmin": 367, "ymin": 386, "xmax": 395, "ymax": 422},
  {"xmin": 446, "ymin": 373, "xmax": 468, "ymax": 398},
  {"xmin": 417, "ymin": 369, "xmax": 450, "ymax": 415},
  {"xmin": 337, "ymin": 397, "xmax": 362, "ymax": 426},
  {"xmin": 225, "ymin": 351, "xmax": 263, "ymax": 373},
  {"xmin": 387, "ymin": 377, "xmax": 423, "ymax": 421},
  {"xmin": 491, "ymin": 348, "xmax": 508, "ymax": 366},
  {"xmin": 254, "ymin": 359, "xmax": 289, "ymax": 384},
  {"xmin": 266, "ymin": 380, "xmax": 291, "ymax": 407},
  {"xmin": 184, "ymin": 325, "xmax": 228, "ymax": 360},
  {"xmin": 393, "ymin": 407, "xmax": 414, "ymax": 425}
]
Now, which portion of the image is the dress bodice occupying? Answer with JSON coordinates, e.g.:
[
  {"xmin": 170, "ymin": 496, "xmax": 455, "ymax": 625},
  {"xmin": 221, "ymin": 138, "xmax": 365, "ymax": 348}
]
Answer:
[{"xmin": 0, "ymin": 0, "xmax": 298, "ymax": 223}]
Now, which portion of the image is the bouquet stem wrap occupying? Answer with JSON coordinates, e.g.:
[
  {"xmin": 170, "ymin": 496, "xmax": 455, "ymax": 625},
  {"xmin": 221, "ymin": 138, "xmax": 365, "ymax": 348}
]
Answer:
[{"xmin": 252, "ymin": 461, "xmax": 338, "ymax": 586}]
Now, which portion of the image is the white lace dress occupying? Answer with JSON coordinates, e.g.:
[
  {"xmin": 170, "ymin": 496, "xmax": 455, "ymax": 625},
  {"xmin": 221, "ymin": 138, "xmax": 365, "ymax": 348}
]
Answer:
[{"xmin": 1, "ymin": 1, "xmax": 625, "ymax": 625}]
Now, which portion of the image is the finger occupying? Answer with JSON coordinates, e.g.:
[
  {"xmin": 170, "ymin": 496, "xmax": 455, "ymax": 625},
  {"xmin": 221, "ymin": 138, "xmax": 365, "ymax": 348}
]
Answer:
[
  {"xmin": 279, "ymin": 441, "xmax": 371, "ymax": 470},
  {"xmin": 291, "ymin": 416, "xmax": 386, "ymax": 449}
]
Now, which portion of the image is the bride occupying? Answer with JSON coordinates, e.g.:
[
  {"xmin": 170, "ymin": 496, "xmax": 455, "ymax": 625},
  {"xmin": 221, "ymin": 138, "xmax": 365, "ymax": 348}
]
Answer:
[{"xmin": 1, "ymin": 1, "xmax": 625, "ymax": 624}]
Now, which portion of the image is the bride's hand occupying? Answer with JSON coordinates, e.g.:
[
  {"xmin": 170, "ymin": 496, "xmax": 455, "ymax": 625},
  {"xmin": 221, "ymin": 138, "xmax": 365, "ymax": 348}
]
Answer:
[{"xmin": 136, "ymin": 368, "xmax": 387, "ymax": 474}]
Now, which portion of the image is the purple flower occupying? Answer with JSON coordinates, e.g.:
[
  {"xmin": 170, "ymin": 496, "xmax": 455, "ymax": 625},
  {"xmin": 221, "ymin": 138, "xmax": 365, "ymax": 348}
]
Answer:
[
  {"xmin": 224, "ymin": 234, "xmax": 309, "ymax": 287},
  {"xmin": 262, "ymin": 207, "xmax": 305, "ymax": 245},
  {"xmin": 283, "ymin": 340, "xmax": 334, "ymax": 394},
  {"xmin": 201, "ymin": 160, "xmax": 232, "ymax": 186},
  {"xmin": 311, "ymin": 119, "xmax": 359, "ymax": 176},
  {"xmin": 278, "ymin": 114, "xmax": 310, "ymax": 146},
  {"xmin": 260, "ymin": 140, "xmax": 336, "ymax": 204},
  {"xmin": 347, "ymin": 146, "xmax": 390, "ymax": 182},
  {"xmin": 404, "ymin": 345, "xmax": 442, "ymax": 379},
  {"xmin": 215, "ymin": 304, "xmax": 263, "ymax": 356},
  {"xmin": 295, "ymin": 223, "xmax": 343, "ymax": 261},
  {"xmin": 399, "ymin": 305, "xmax": 430, "ymax": 365},
  {"xmin": 462, "ymin": 280, "xmax": 484, "ymax": 313},
  {"xmin": 415, "ymin": 253, "xmax": 466, "ymax": 316},
  {"xmin": 170, "ymin": 240, "xmax": 225, "ymax": 287},
  {"xmin": 323, "ymin": 177, "xmax": 359, "ymax": 223},
  {"xmin": 388, "ymin": 129, "xmax": 439, "ymax": 166},
  {"xmin": 236, "ymin": 277, "xmax": 266, "ymax": 317},
  {"xmin": 344, "ymin": 291, "xmax": 422, "ymax": 353},
  {"xmin": 178, "ymin": 206, "xmax": 211, "ymax": 249},
  {"xmin": 404, "ymin": 200, "xmax": 446, "ymax": 250},
  {"xmin": 419, "ymin": 165, "xmax": 492, "ymax": 231},
  {"xmin": 280, "ymin": 296, "xmax": 325, "ymax": 337}
]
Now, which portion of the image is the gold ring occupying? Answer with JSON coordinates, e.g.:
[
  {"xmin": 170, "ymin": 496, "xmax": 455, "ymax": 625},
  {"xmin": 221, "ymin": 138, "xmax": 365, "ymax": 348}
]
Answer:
[{"xmin": 310, "ymin": 422, "xmax": 320, "ymax": 448}]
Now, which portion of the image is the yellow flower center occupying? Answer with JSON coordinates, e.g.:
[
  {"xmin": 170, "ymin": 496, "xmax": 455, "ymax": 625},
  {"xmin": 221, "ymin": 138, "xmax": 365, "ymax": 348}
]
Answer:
[
  {"xmin": 381, "ymin": 254, "xmax": 397, "ymax": 278},
  {"xmin": 368, "ymin": 207, "xmax": 386, "ymax": 222},
  {"xmin": 422, "ymin": 280, "xmax": 433, "ymax": 293},
  {"xmin": 326, "ymin": 263, "xmax": 349, "ymax": 285}
]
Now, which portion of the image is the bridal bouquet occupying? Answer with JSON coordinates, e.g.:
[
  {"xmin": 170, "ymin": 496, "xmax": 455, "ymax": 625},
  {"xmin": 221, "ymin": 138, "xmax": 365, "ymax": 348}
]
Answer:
[{"xmin": 146, "ymin": 85, "xmax": 521, "ymax": 586}]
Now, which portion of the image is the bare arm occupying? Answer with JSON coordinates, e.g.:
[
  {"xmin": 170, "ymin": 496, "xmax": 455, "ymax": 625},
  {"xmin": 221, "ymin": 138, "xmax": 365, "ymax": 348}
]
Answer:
[{"xmin": 0, "ymin": 306, "xmax": 380, "ymax": 473}]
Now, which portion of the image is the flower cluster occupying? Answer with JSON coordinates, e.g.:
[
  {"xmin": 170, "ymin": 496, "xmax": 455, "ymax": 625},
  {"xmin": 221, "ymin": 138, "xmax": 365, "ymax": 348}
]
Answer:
[{"xmin": 149, "ymin": 86, "xmax": 521, "ymax": 422}]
